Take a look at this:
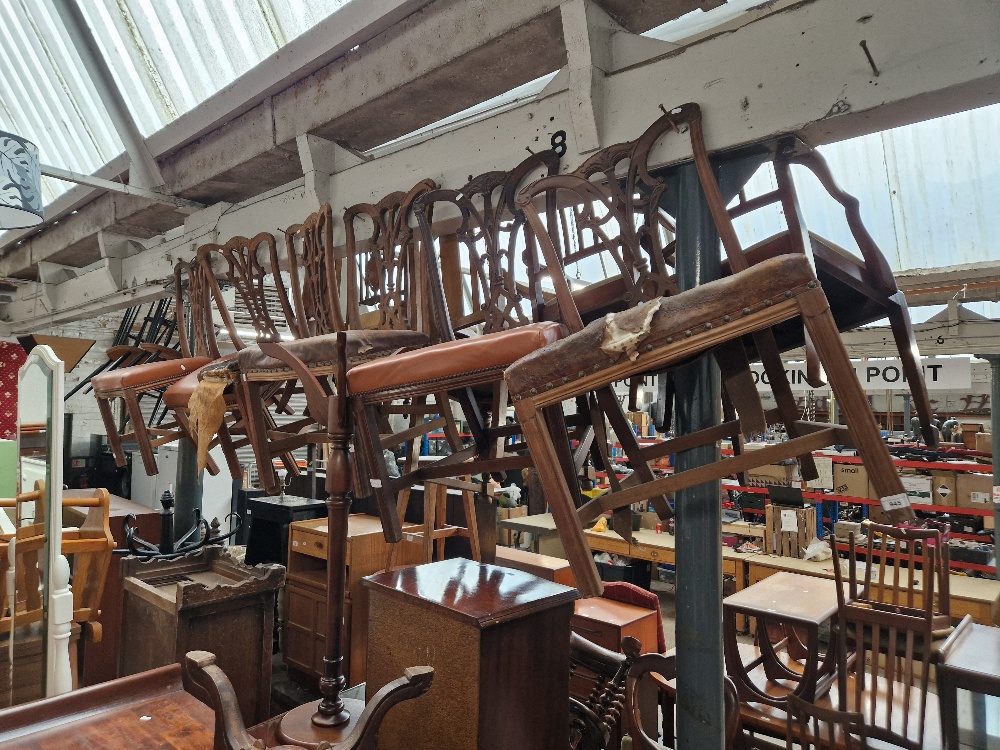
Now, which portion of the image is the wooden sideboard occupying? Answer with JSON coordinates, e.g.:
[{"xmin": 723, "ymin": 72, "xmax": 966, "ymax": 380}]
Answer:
[{"xmin": 284, "ymin": 514, "xmax": 423, "ymax": 687}]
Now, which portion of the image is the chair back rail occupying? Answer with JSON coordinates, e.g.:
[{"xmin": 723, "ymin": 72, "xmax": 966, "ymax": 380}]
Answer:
[
  {"xmin": 344, "ymin": 180, "xmax": 437, "ymax": 336},
  {"xmin": 415, "ymin": 151, "xmax": 560, "ymax": 340}
]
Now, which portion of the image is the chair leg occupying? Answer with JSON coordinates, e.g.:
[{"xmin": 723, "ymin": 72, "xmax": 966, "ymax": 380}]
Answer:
[
  {"xmin": 124, "ymin": 390, "xmax": 158, "ymax": 476},
  {"xmin": 241, "ymin": 380, "xmax": 279, "ymax": 494},
  {"xmin": 97, "ymin": 396, "xmax": 127, "ymax": 468},
  {"xmin": 753, "ymin": 329, "xmax": 820, "ymax": 481},
  {"xmin": 355, "ymin": 400, "xmax": 404, "ymax": 544},
  {"xmin": 798, "ymin": 289, "xmax": 908, "ymax": 516},
  {"xmin": 886, "ymin": 294, "xmax": 937, "ymax": 447},
  {"xmin": 461, "ymin": 486, "xmax": 482, "ymax": 562},
  {"xmin": 515, "ymin": 398, "xmax": 603, "ymax": 597}
]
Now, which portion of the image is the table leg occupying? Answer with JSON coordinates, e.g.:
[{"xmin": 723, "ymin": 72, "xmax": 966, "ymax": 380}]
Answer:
[{"xmin": 937, "ymin": 670, "xmax": 960, "ymax": 750}]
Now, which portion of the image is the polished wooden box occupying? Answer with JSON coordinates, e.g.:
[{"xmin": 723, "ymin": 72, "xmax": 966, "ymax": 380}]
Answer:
[
  {"xmin": 364, "ymin": 558, "xmax": 578, "ymax": 750},
  {"xmin": 120, "ymin": 547, "xmax": 283, "ymax": 726},
  {"xmin": 283, "ymin": 514, "xmax": 423, "ymax": 687}
]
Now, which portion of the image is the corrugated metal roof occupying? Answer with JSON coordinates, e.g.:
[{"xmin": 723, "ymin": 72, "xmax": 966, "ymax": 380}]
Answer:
[
  {"xmin": 732, "ymin": 102, "xmax": 1000, "ymax": 274},
  {"xmin": 0, "ymin": 0, "xmax": 350, "ymax": 204}
]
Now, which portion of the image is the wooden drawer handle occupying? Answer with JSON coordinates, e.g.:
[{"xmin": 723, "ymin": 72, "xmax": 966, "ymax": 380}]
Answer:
[{"xmin": 573, "ymin": 625, "xmax": 605, "ymax": 637}]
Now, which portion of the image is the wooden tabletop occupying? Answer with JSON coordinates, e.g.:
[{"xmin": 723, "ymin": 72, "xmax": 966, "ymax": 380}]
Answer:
[
  {"xmin": 0, "ymin": 664, "xmax": 215, "ymax": 750},
  {"xmin": 938, "ymin": 621, "xmax": 1000, "ymax": 688},
  {"xmin": 723, "ymin": 571, "xmax": 840, "ymax": 625}
]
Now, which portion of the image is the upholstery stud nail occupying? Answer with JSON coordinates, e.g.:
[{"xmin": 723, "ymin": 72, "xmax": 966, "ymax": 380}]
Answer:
[
  {"xmin": 562, "ymin": 377, "xmax": 569, "ymax": 383},
  {"xmin": 545, "ymin": 383, "xmax": 553, "ymax": 390},
  {"xmin": 764, "ymin": 299, "xmax": 772, "ymax": 307},
  {"xmin": 742, "ymin": 308, "xmax": 751, "ymax": 316},
  {"xmin": 784, "ymin": 290, "xmax": 793, "ymax": 298},
  {"xmin": 723, "ymin": 315, "xmax": 731, "ymax": 323},
  {"xmin": 645, "ymin": 344, "xmax": 653, "ymax": 352},
  {"xmin": 704, "ymin": 323, "xmax": 712, "ymax": 330},
  {"xmin": 666, "ymin": 337, "xmax": 673, "ymax": 344},
  {"xmin": 593, "ymin": 364, "xmax": 600, "ymax": 371},
  {"xmin": 807, "ymin": 280, "xmax": 817, "ymax": 288},
  {"xmin": 530, "ymin": 388, "xmax": 537, "ymax": 395},
  {"xmin": 684, "ymin": 330, "xmax": 692, "ymax": 338},
  {"xmin": 579, "ymin": 370, "xmax": 586, "ymax": 377}
]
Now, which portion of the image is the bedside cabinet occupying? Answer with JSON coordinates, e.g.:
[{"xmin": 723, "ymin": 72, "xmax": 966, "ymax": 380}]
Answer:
[{"xmin": 283, "ymin": 514, "xmax": 423, "ymax": 687}]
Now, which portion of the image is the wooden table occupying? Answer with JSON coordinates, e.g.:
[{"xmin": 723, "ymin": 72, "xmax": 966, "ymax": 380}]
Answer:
[
  {"xmin": 723, "ymin": 572, "xmax": 838, "ymax": 708},
  {"xmin": 937, "ymin": 619, "xmax": 1000, "ymax": 750},
  {"xmin": 0, "ymin": 663, "xmax": 215, "ymax": 750},
  {"xmin": 746, "ymin": 554, "xmax": 1000, "ymax": 626}
]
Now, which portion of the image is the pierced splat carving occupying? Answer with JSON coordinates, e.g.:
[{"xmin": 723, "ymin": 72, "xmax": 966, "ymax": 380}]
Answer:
[
  {"xmin": 286, "ymin": 204, "xmax": 344, "ymax": 339},
  {"xmin": 198, "ymin": 233, "xmax": 288, "ymax": 351},
  {"xmin": 414, "ymin": 151, "xmax": 560, "ymax": 338},
  {"xmin": 539, "ymin": 110, "xmax": 686, "ymax": 309},
  {"xmin": 345, "ymin": 180, "xmax": 436, "ymax": 333}
]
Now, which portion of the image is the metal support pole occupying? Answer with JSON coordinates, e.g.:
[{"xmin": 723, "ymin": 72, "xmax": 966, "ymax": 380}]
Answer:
[
  {"xmin": 902, "ymin": 393, "xmax": 911, "ymax": 438},
  {"xmin": 672, "ymin": 162, "xmax": 724, "ymax": 750},
  {"xmin": 977, "ymin": 355, "xmax": 1000, "ymax": 580},
  {"xmin": 174, "ymin": 439, "xmax": 203, "ymax": 542},
  {"xmin": 51, "ymin": 0, "xmax": 165, "ymax": 189}
]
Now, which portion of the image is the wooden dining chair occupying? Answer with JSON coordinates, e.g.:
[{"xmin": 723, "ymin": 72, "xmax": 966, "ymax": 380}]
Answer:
[
  {"xmin": 503, "ymin": 107, "xmax": 912, "ymax": 596},
  {"xmin": 346, "ymin": 155, "xmax": 585, "ymax": 552},
  {"xmin": 91, "ymin": 261, "xmax": 221, "ymax": 476},
  {"xmin": 223, "ymin": 187, "xmax": 436, "ymax": 495},
  {"xmin": 170, "ymin": 232, "xmax": 307, "ymax": 479},
  {"xmin": 726, "ymin": 145, "xmax": 936, "ymax": 446},
  {"xmin": 785, "ymin": 694, "xmax": 869, "ymax": 750},
  {"xmin": 830, "ymin": 527, "xmax": 944, "ymax": 749}
]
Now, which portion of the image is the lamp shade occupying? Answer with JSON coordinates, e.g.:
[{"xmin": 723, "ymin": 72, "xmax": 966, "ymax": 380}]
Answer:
[{"xmin": 0, "ymin": 130, "xmax": 43, "ymax": 229}]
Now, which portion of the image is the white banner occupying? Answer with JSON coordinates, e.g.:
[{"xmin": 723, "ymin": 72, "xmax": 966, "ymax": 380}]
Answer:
[{"xmin": 750, "ymin": 357, "xmax": 971, "ymax": 393}]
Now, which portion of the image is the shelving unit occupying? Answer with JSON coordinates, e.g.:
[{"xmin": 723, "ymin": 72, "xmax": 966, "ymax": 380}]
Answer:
[{"xmin": 599, "ymin": 439, "xmax": 996, "ymax": 575}]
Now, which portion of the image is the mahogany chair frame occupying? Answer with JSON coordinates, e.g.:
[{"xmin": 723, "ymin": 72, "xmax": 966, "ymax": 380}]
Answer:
[
  {"xmin": 178, "ymin": 232, "xmax": 302, "ymax": 479},
  {"xmin": 350, "ymin": 155, "xmax": 572, "ymax": 552},
  {"xmin": 505, "ymin": 262, "xmax": 912, "ymax": 596},
  {"xmin": 226, "ymin": 184, "xmax": 438, "ymax": 497},
  {"xmin": 92, "ymin": 261, "xmax": 223, "ymax": 477},
  {"xmin": 727, "ymin": 145, "xmax": 936, "ymax": 446}
]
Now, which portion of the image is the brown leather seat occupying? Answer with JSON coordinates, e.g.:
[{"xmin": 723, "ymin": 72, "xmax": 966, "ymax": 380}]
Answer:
[
  {"xmin": 504, "ymin": 255, "xmax": 816, "ymax": 400},
  {"xmin": 91, "ymin": 357, "xmax": 214, "ymax": 396},
  {"xmin": 348, "ymin": 322, "xmax": 566, "ymax": 396},
  {"xmin": 238, "ymin": 329, "xmax": 430, "ymax": 380}
]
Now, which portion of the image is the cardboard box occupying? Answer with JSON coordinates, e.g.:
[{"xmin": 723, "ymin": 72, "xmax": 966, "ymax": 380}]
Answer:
[
  {"xmin": 975, "ymin": 432, "xmax": 992, "ymax": 455},
  {"xmin": 746, "ymin": 462, "xmax": 801, "ymax": 488},
  {"xmin": 956, "ymin": 472, "xmax": 994, "ymax": 509},
  {"xmin": 833, "ymin": 463, "xmax": 872, "ymax": 500},
  {"xmin": 899, "ymin": 474, "xmax": 932, "ymax": 504},
  {"xmin": 929, "ymin": 470, "xmax": 957, "ymax": 507}
]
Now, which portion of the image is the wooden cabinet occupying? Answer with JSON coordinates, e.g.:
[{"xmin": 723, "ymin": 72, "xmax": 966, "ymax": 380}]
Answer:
[
  {"xmin": 120, "ymin": 547, "xmax": 283, "ymax": 726},
  {"xmin": 364, "ymin": 558, "xmax": 578, "ymax": 750},
  {"xmin": 283, "ymin": 514, "xmax": 423, "ymax": 687},
  {"xmin": 570, "ymin": 597, "xmax": 659, "ymax": 654}
]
